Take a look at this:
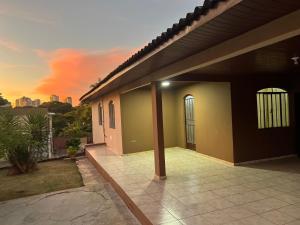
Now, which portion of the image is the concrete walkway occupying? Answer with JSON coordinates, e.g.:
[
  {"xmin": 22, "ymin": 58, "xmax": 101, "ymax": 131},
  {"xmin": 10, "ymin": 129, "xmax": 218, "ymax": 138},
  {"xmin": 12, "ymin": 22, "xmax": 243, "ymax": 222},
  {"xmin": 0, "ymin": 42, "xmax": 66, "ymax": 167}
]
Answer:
[{"xmin": 0, "ymin": 158, "xmax": 140, "ymax": 225}]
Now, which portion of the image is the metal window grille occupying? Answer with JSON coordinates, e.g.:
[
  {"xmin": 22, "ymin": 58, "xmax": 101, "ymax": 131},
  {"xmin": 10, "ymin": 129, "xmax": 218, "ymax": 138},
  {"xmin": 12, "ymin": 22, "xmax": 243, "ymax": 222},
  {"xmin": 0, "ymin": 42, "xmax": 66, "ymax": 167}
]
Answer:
[
  {"xmin": 257, "ymin": 88, "xmax": 290, "ymax": 129},
  {"xmin": 185, "ymin": 95, "xmax": 195, "ymax": 144},
  {"xmin": 109, "ymin": 101, "xmax": 115, "ymax": 129},
  {"xmin": 98, "ymin": 104, "xmax": 103, "ymax": 126}
]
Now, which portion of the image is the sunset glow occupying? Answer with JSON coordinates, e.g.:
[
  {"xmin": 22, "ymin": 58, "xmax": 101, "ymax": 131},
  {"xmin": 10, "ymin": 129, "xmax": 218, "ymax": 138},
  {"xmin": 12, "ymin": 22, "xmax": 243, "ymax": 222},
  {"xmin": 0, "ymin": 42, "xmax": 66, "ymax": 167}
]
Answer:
[
  {"xmin": 35, "ymin": 48, "xmax": 135, "ymax": 105},
  {"xmin": 0, "ymin": 0, "xmax": 200, "ymax": 105}
]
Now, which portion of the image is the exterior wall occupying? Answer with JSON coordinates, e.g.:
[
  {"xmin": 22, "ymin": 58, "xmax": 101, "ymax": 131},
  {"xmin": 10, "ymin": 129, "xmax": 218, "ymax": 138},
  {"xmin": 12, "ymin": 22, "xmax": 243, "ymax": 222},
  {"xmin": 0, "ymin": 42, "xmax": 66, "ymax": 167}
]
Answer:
[
  {"xmin": 120, "ymin": 88, "xmax": 153, "ymax": 153},
  {"xmin": 162, "ymin": 90, "xmax": 178, "ymax": 148},
  {"xmin": 120, "ymin": 88, "xmax": 177, "ymax": 154},
  {"xmin": 91, "ymin": 100, "xmax": 104, "ymax": 144},
  {"xmin": 102, "ymin": 91, "xmax": 123, "ymax": 155},
  {"xmin": 91, "ymin": 92, "xmax": 123, "ymax": 155},
  {"xmin": 175, "ymin": 83, "xmax": 234, "ymax": 162},
  {"xmin": 231, "ymin": 77, "xmax": 296, "ymax": 163},
  {"xmin": 117, "ymin": 77, "xmax": 298, "ymax": 162},
  {"xmin": 120, "ymin": 82, "xmax": 234, "ymax": 163}
]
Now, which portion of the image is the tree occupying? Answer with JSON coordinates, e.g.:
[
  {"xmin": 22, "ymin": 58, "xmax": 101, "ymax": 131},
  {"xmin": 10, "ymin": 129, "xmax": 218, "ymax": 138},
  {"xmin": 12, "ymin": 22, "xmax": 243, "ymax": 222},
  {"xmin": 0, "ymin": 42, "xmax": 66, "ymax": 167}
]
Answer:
[
  {"xmin": 61, "ymin": 104, "xmax": 92, "ymax": 138},
  {"xmin": 0, "ymin": 109, "xmax": 49, "ymax": 174},
  {"xmin": 39, "ymin": 101, "xmax": 72, "ymax": 114},
  {"xmin": 23, "ymin": 110, "xmax": 49, "ymax": 157},
  {"xmin": 39, "ymin": 101, "xmax": 73, "ymax": 137},
  {"xmin": 52, "ymin": 114, "xmax": 68, "ymax": 137},
  {"xmin": 0, "ymin": 93, "xmax": 9, "ymax": 106}
]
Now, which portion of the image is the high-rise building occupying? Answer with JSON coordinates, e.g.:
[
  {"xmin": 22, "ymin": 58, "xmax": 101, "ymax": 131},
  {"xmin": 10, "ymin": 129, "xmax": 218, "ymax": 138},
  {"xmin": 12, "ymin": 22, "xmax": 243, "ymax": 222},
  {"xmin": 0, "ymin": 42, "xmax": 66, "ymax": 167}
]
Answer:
[
  {"xmin": 32, "ymin": 99, "xmax": 41, "ymax": 107},
  {"xmin": 15, "ymin": 96, "xmax": 32, "ymax": 107},
  {"xmin": 50, "ymin": 95, "xmax": 59, "ymax": 102},
  {"xmin": 64, "ymin": 97, "xmax": 72, "ymax": 105}
]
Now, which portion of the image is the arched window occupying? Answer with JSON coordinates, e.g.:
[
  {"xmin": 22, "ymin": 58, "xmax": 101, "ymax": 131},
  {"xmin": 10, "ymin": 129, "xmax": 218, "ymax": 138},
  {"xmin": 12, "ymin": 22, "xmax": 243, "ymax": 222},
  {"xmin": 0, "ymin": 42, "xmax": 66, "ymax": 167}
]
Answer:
[
  {"xmin": 98, "ymin": 103, "xmax": 103, "ymax": 126},
  {"xmin": 108, "ymin": 101, "xmax": 115, "ymax": 129},
  {"xmin": 256, "ymin": 88, "xmax": 289, "ymax": 129}
]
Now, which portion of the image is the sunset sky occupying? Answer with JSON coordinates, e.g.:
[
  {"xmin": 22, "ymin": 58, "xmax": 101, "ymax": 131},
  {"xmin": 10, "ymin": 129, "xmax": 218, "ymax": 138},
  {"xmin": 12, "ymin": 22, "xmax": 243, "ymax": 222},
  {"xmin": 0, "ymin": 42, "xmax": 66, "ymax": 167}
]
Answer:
[{"xmin": 0, "ymin": 0, "xmax": 202, "ymax": 105}]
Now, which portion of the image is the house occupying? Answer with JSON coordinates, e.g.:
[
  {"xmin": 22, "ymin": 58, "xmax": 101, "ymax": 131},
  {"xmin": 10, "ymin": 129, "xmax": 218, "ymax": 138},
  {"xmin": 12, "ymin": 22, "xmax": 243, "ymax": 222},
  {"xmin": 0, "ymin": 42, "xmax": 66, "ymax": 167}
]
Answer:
[{"xmin": 81, "ymin": 0, "xmax": 300, "ymax": 180}]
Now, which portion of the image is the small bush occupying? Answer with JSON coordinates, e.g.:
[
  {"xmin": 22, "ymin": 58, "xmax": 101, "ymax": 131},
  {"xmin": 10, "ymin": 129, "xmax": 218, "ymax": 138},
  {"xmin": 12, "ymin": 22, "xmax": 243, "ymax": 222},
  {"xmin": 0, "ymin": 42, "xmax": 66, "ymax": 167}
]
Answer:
[
  {"xmin": 66, "ymin": 138, "xmax": 80, "ymax": 158},
  {"xmin": 66, "ymin": 138, "xmax": 81, "ymax": 150},
  {"xmin": 67, "ymin": 146, "xmax": 78, "ymax": 156}
]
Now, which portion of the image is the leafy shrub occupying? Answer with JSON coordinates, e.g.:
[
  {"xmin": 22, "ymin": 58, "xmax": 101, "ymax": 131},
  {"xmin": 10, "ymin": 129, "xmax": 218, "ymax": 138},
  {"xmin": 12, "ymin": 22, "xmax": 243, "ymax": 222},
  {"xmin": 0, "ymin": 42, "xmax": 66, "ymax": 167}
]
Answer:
[
  {"xmin": 67, "ymin": 146, "xmax": 78, "ymax": 156},
  {"xmin": 60, "ymin": 104, "xmax": 91, "ymax": 138},
  {"xmin": 66, "ymin": 138, "xmax": 80, "ymax": 150},
  {"xmin": 66, "ymin": 138, "xmax": 80, "ymax": 158}
]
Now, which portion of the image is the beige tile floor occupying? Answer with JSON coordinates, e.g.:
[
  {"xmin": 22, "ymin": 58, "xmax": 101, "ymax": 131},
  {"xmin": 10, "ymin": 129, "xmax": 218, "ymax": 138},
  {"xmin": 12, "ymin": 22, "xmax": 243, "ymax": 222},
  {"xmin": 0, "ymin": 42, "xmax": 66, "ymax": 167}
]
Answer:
[{"xmin": 87, "ymin": 146, "xmax": 300, "ymax": 225}]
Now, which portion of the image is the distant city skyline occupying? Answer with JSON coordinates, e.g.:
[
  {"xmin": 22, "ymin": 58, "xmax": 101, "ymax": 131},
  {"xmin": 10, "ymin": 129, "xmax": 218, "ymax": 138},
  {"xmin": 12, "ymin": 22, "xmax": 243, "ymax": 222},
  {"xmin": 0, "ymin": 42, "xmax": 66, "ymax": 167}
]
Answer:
[
  {"xmin": 14, "ymin": 94, "xmax": 72, "ymax": 107},
  {"xmin": 50, "ymin": 94, "xmax": 59, "ymax": 102},
  {"xmin": 0, "ymin": 0, "xmax": 202, "ymax": 105},
  {"xmin": 64, "ymin": 96, "xmax": 72, "ymax": 105},
  {"xmin": 15, "ymin": 96, "xmax": 35, "ymax": 107}
]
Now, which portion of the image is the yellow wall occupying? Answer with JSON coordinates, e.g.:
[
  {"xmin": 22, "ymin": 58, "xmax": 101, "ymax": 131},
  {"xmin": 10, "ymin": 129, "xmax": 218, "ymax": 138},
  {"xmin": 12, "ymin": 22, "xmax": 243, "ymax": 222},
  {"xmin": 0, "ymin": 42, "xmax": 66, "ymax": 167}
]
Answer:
[
  {"xmin": 120, "ymin": 82, "xmax": 234, "ymax": 162},
  {"xmin": 120, "ymin": 88, "xmax": 153, "ymax": 153},
  {"xmin": 162, "ymin": 90, "xmax": 178, "ymax": 148},
  {"xmin": 120, "ymin": 88, "xmax": 177, "ymax": 154},
  {"xmin": 175, "ymin": 82, "xmax": 234, "ymax": 162}
]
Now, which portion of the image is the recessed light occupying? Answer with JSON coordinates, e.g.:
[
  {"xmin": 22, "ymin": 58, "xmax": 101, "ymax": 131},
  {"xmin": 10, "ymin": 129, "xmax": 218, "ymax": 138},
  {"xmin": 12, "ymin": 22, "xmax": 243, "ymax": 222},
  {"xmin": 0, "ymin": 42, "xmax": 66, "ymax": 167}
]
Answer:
[
  {"xmin": 291, "ymin": 56, "xmax": 299, "ymax": 65},
  {"xmin": 161, "ymin": 81, "xmax": 170, "ymax": 87}
]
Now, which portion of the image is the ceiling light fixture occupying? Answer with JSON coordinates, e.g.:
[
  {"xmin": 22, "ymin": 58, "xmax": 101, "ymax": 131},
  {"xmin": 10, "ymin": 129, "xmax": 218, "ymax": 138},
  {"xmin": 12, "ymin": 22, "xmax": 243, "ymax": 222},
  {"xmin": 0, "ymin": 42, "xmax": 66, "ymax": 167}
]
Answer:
[
  {"xmin": 291, "ymin": 56, "xmax": 299, "ymax": 65},
  {"xmin": 161, "ymin": 81, "xmax": 170, "ymax": 87}
]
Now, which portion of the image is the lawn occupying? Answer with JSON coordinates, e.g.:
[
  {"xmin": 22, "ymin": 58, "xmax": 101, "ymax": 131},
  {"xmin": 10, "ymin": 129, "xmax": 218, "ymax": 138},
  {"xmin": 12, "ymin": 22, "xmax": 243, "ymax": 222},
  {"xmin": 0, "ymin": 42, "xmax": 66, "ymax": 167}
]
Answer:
[{"xmin": 0, "ymin": 159, "xmax": 83, "ymax": 201}]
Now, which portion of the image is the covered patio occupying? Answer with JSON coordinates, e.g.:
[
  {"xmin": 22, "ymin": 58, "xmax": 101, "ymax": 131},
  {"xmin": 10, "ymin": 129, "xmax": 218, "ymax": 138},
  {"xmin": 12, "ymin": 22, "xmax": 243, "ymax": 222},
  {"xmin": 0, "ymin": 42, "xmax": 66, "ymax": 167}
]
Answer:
[
  {"xmin": 81, "ymin": 1, "xmax": 300, "ymax": 224},
  {"xmin": 86, "ymin": 145, "xmax": 300, "ymax": 225}
]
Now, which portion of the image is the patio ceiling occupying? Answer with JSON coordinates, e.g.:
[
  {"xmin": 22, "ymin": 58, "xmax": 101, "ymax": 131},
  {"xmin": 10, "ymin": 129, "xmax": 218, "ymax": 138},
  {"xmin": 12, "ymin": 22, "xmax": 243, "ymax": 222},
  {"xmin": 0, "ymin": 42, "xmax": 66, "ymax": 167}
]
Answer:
[
  {"xmin": 173, "ymin": 35, "xmax": 300, "ymax": 81},
  {"xmin": 81, "ymin": 0, "xmax": 300, "ymax": 102}
]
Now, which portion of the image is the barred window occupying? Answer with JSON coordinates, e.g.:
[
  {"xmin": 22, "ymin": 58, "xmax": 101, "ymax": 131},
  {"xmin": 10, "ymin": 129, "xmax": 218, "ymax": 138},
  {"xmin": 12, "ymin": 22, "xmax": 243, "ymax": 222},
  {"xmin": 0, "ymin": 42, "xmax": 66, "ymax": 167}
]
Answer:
[
  {"xmin": 256, "ymin": 88, "xmax": 289, "ymax": 129},
  {"xmin": 109, "ymin": 101, "xmax": 115, "ymax": 129},
  {"xmin": 98, "ymin": 103, "xmax": 103, "ymax": 126}
]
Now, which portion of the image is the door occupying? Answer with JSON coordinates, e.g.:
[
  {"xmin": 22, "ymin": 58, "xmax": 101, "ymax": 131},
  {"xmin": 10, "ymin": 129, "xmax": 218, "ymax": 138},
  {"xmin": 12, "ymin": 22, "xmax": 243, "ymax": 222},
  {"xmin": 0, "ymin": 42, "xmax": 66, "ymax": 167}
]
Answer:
[
  {"xmin": 295, "ymin": 93, "xmax": 300, "ymax": 157},
  {"xmin": 184, "ymin": 95, "xmax": 196, "ymax": 150}
]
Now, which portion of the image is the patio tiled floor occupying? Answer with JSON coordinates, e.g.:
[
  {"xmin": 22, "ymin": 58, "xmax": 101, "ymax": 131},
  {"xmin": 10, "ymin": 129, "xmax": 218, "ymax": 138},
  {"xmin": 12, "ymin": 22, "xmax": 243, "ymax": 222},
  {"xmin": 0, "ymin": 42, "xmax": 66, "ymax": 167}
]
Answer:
[{"xmin": 87, "ymin": 146, "xmax": 300, "ymax": 225}]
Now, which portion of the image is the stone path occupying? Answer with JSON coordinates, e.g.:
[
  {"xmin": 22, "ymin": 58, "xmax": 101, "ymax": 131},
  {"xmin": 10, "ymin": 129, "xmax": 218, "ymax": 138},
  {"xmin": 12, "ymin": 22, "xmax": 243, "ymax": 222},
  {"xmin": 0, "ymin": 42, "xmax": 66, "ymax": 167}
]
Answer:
[{"xmin": 0, "ymin": 158, "xmax": 140, "ymax": 225}]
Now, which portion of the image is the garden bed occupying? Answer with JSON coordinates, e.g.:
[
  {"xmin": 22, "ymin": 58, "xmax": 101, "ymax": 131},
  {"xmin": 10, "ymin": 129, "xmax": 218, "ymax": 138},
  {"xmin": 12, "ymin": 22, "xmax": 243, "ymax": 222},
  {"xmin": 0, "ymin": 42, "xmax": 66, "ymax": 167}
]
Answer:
[{"xmin": 0, "ymin": 159, "xmax": 83, "ymax": 201}]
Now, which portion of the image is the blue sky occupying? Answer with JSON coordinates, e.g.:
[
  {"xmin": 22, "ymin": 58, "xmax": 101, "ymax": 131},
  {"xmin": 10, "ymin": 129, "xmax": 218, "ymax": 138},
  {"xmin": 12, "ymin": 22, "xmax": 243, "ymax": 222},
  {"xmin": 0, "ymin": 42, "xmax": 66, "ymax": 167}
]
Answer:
[{"xmin": 0, "ymin": 0, "xmax": 203, "ymax": 104}]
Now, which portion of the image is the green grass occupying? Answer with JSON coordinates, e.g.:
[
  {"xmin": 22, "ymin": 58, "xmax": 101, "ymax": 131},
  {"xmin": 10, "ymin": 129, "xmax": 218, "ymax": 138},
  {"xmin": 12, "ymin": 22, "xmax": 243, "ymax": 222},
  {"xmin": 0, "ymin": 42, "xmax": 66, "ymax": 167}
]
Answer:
[{"xmin": 0, "ymin": 159, "xmax": 83, "ymax": 202}]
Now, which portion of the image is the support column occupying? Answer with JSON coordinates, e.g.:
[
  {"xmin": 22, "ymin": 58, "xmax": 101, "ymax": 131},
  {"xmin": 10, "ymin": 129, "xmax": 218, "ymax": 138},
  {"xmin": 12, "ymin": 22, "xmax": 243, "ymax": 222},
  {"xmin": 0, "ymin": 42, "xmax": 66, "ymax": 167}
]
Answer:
[{"xmin": 151, "ymin": 81, "xmax": 166, "ymax": 180}]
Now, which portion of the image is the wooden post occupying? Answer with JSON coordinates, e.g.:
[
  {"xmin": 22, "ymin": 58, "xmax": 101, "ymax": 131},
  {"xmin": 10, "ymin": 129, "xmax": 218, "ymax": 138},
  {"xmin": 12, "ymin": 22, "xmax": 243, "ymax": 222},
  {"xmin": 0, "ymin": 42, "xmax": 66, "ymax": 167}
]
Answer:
[{"xmin": 151, "ymin": 82, "xmax": 166, "ymax": 179}]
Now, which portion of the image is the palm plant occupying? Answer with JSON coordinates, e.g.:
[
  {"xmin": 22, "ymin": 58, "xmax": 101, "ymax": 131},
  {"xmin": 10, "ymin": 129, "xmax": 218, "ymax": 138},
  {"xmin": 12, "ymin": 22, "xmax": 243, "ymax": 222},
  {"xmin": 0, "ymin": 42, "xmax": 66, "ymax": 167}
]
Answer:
[
  {"xmin": 0, "ymin": 110, "xmax": 23, "ymax": 158},
  {"xmin": 0, "ymin": 109, "xmax": 49, "ymax": 174},
  {"xmin": 23, "ymin": 110, "xmax": 49, "ymax": 161}
]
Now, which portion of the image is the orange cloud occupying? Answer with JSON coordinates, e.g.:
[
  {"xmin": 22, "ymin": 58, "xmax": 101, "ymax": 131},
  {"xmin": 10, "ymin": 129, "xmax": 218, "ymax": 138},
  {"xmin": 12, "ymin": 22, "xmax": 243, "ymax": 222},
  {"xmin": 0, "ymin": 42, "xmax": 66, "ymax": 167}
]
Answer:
[{"xmin": 35, "ymin": 48, "xmax": 135, "ymax": 105}]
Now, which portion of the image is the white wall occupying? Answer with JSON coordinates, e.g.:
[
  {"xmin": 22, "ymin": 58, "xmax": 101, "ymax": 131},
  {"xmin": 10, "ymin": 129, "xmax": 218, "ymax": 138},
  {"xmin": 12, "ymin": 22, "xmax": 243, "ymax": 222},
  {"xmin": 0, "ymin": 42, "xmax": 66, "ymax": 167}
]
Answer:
[
  {"xmin": 91, "ymin": 100, "xmax": 105, "ymax": 144},
  {"xmin": 91, "ymin": 91, "xmax": 123, "ymax": 155}
]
